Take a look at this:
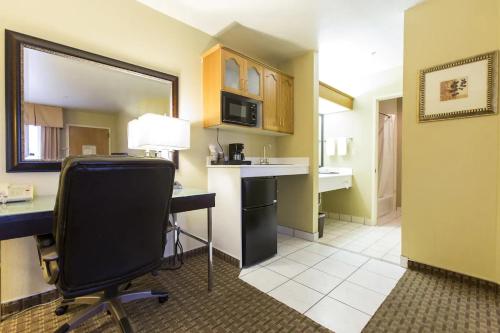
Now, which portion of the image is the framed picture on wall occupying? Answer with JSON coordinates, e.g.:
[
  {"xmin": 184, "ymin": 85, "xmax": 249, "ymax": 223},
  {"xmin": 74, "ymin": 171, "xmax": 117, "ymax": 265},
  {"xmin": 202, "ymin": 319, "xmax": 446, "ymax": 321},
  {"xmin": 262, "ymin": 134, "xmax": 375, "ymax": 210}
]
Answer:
[{"xmin": 419, "ymin": 51, "xmax": 498, "ymax": 122}]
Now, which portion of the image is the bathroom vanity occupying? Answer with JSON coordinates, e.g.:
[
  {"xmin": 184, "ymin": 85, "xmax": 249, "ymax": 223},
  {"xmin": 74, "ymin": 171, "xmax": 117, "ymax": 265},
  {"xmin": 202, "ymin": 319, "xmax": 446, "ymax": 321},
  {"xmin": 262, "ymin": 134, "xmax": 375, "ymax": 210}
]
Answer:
[{"xmin": 318, "ymin": 167, "xmax": 353, "ymax": 193}]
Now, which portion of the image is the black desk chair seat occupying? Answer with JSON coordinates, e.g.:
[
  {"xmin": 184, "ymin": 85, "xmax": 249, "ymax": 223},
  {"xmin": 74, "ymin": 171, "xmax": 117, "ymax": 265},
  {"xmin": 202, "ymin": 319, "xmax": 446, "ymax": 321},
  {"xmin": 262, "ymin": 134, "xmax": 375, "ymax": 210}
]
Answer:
[{"xmin": 35, "ymin": 156, "xmax": 175, "ymax": 333}]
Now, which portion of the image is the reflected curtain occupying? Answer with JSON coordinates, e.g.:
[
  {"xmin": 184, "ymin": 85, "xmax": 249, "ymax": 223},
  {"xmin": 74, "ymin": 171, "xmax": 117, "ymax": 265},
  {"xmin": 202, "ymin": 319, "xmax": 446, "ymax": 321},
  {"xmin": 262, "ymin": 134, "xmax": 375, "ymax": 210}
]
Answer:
[
  {"xmin": 24, "ymin": 103, "xmax": 64, "ymax": 127},
  {"xmin": 41, "ymin": 127, "xmax": 61, "ymax": 160},
  {"xmin": 24, "ymin": 102, "xmax": 64, "ymax": 160}
]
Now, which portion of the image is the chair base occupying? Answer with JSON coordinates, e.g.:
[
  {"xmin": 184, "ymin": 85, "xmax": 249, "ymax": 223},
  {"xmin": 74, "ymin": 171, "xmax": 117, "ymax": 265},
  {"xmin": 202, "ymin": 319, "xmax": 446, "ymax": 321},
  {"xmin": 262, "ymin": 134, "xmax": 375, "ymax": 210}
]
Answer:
[{"xmin": 54, "ymin": 288, "xmax": 168, "ymax": 333}]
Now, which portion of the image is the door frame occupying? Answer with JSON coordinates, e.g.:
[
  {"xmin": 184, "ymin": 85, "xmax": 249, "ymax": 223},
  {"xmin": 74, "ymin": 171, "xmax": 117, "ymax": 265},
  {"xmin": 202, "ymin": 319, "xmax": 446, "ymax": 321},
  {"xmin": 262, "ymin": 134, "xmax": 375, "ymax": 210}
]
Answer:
[
  {"xmin": 370, "ymin": 93, "xmax": 402, "ymax": 225},
  {"xmin": 65, "ymin": 124, "xmax": 111, "ymax": 157}
]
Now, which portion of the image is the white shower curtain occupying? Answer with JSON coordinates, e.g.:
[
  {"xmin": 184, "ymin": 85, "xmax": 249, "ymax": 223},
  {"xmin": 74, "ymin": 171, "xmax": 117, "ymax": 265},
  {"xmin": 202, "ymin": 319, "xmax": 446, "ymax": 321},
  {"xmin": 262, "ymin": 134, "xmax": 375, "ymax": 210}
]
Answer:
[{"xmin": 378, "ymin": 114, "xmax": 395, "ymax": 201}]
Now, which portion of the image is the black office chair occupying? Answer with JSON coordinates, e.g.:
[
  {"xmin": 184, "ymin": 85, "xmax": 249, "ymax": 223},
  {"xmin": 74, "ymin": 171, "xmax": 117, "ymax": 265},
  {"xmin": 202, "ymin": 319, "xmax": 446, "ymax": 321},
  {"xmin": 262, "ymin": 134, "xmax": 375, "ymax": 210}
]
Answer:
[{"xmin": 35, "ymin": 156, "xmax": 175, "ymax": 333}]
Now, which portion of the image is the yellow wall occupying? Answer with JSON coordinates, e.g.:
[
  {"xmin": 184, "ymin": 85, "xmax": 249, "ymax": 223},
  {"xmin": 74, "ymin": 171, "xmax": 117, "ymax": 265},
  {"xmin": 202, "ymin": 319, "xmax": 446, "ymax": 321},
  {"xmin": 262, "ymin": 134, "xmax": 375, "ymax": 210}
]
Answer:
[
  {"xmin": 0, "ymin": 0, "xmax": 277, "ymax": 302},
  {"xmin": 497, "ymin": 0, "xmax": 500, "ymax": 285},
  {"xmin": 321, "ymin": 66, "xmax": 402, "ymax": 223},
  {"xmin": 276, "ymin": 51, "xmax": 319, "ymax": 233},
  {"xmin": 403, "ymin": 0, "xmax": 500, "ymax": 283}
]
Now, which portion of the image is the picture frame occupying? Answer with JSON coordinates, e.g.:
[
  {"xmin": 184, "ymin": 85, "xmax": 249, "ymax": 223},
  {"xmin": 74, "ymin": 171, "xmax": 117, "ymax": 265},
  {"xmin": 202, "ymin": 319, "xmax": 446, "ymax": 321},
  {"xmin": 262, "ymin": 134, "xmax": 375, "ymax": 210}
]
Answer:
[{"xmin": 419, "ymin": 51, "xmax": 498, "ymax": 122}]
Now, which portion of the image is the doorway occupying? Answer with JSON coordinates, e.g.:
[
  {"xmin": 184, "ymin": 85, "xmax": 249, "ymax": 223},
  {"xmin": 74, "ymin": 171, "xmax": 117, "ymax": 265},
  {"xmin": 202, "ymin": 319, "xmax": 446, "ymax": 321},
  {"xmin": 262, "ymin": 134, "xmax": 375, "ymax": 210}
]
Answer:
[
  {"xmin": 377, "ymin": 97, "xmax": 402, "ymax": 224},
  {"xmin": 67, "ymin": 125, "xmax": 110, "ymax": 156}
]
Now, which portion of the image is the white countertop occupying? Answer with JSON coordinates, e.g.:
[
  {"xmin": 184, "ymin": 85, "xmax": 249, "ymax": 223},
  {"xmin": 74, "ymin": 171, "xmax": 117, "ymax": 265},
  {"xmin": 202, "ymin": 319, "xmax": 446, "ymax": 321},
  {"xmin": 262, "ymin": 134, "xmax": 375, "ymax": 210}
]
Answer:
[
  {"xmin": 319, "ymin": 167, "xmax": 352, "ymax": 192},
  {"xmin": 207, "ymin": 157, "xmax": 309, "ymax": 177},
  {"xmin": 319, "ymin": 167, "xmax": 352, "ymax": 177}
]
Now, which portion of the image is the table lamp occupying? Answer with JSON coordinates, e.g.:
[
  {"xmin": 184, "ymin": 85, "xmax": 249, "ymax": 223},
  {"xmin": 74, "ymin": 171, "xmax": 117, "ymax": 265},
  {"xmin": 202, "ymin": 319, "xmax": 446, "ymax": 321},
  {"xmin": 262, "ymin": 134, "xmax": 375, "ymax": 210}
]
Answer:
[{"xmin": 128, "ymin": 113, "xmax": 190, "ymax": 159}]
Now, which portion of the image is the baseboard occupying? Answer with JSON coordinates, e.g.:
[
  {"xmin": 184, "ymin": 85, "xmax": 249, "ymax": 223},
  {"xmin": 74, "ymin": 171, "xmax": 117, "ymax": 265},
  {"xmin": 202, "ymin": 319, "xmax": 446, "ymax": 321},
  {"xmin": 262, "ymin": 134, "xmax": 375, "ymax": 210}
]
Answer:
[
  {"xmin": 277, "ymin": 225, "xmax": 294, "ymax": 236},
  {"xmin": 408, "ymin": 260, "xmax": 499, "ymax": 289},
  {"xmin": 1, "ymin": 289, "xmax": 59, "ymax": 320},
  {"xmin": 294, "ymin": 229, "xmax": 319, "ymax": 241},
  {"xmin": 326, "ymin": 212, "xmax": 371, "ymax": 225},
  {"xmin": 326, "ymin": 212, "xmax": 340, "ymax": 219},
  {"xmin": 400, "ymin": 255, "xmax": 408, "ymax": 268},
  {"xmin": 1, "ymin": 246, "xmax": 239, "ymax": 319},
  {"xmin": 212, "ymin": 248, "xmax": 239, "ymax": 267},
  {"xmin": 277, "ymin": 225, "xmax": 318, "ymax": 241}
]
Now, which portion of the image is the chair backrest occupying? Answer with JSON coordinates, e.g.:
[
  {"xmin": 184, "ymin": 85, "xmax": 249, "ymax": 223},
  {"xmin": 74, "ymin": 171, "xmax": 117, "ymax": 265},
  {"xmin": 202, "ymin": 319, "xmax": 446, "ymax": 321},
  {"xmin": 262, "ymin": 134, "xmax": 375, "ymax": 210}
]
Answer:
[{"xmin": 54, "ymin": 156, "xmax": 175, "ymax": 298}]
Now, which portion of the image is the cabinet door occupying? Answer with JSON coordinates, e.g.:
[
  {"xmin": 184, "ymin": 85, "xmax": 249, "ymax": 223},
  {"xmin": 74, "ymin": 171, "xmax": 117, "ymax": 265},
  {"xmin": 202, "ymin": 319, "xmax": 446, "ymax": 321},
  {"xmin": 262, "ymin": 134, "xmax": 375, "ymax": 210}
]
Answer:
[
  {"xmin": 263, "ymin": 68, "xmax": 279, "ymax": 131},
  {"xmin": 222, "ymin": 50, "xmax": 245, "ymax": 95},
  {"xmin": 245, "ymin": 60, "xmax": 263, "ymax": 100},
  {"xmin": 278, "ymin": 75, "xmax": 294, "ymax": 134}
]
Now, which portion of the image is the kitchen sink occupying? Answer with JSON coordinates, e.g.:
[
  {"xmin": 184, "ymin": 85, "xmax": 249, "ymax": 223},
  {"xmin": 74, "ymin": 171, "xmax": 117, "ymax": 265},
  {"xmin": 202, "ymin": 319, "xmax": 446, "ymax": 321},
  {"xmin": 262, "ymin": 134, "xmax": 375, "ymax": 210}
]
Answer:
[{"xmin": 254, "ymin": 163, "xmax": 293, "ymax": 166}]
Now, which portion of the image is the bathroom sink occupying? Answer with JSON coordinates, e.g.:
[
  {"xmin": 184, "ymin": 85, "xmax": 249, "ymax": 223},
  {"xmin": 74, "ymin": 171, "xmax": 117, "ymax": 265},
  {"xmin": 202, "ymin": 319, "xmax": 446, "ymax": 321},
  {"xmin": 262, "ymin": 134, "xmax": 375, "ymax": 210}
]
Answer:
[{"xmin": 318, "ymin": 167, "xmax": 353, "ymax": 193}]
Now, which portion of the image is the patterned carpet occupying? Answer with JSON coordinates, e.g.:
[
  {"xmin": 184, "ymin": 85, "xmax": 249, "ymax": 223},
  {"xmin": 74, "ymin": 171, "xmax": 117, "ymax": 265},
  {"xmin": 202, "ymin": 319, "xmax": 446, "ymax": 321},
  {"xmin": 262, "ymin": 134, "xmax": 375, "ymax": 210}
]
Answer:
[
  {"xmin": 364, "ymin": 264, "xmax": 500, "ymax": 333},
  {"xmin": 0, "ymin": 254, "xmax": 330, "ymax": 332},
  {"xmin": 2, "ymin": 253, "xmax": 499, "ymax": 333}
]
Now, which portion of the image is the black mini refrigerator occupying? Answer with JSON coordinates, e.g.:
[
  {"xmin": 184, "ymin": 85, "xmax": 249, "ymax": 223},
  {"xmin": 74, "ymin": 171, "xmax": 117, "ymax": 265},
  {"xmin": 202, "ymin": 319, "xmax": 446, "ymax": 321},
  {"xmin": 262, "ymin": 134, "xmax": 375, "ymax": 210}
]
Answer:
[{"xmin": 242, "ymin": 177, "xmax": 277, "ymax": 267}]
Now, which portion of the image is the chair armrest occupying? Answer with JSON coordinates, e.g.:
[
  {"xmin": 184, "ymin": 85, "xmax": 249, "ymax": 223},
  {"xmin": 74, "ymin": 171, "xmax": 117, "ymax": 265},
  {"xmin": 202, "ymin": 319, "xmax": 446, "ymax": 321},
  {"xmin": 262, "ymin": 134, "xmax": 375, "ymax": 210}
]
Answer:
[
  {"xmin": 36, "ymin": 233, "xmax": 55, "ymax": 248},
  {"xmin": 39, "ymin": 245, "xmax": 58, "ymax": 262},
  {"xmin": 34, "ymin": 234, "xmax": 59, "ymax": 284}
]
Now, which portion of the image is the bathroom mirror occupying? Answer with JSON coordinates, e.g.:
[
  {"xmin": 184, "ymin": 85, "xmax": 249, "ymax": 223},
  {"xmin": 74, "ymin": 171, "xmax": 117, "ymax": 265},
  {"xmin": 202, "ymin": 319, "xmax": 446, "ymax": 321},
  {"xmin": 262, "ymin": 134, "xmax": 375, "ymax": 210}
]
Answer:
[{"xmin": 5, "ymin": 30, "xmax": 179, "ymax": 172}]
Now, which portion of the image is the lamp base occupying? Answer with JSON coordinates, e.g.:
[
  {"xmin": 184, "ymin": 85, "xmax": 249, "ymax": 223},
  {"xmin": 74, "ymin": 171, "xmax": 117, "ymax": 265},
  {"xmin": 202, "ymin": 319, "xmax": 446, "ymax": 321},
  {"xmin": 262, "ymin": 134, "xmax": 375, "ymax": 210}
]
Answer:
[
  {"xmin": 144, "ymin": 150, "xmax": 174, "ymax": 159},
  {"xmin": 144, "ymin": 150, "xmax": 160, "ymax": 158}
]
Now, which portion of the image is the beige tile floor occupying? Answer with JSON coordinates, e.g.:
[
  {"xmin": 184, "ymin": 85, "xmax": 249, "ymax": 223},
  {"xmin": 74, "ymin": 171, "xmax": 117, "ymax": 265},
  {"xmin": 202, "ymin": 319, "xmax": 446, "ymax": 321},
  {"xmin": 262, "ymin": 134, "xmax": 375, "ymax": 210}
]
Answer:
[
  {"xmin": 319, "ymin": 216, "xmax": 402, "ymax": 264},
  {"xmin": 239, "ymin": 215, "xmax": 405, "ymax": 333}
]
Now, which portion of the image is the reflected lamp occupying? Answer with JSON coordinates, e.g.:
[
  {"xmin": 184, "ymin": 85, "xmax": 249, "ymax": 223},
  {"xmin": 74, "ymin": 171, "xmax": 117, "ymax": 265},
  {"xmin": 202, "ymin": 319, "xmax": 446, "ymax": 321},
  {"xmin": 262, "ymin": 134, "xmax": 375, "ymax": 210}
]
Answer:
[{"xmin": 128, "ymin": 113, "xmax": 190, "ymax": 158}]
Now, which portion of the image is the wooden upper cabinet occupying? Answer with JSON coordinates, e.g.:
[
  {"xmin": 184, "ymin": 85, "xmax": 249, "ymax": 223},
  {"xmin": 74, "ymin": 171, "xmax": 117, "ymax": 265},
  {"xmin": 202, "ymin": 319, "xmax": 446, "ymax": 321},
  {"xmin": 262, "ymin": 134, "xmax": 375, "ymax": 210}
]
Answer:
[
  {"xmin": 263, "ymin": 68, "xmax": 279, "ymax": 131},
  {"xmin": 222, "ymin": 50, "xmax": 246, "ymax": 95},
  {"xmin": 278, "ymin": 75, "xmax": 294, "ymax": 134},
  {"xmin": 222, "ymin": 49, "xmax": 263, "ymax": 100},
  {"xmin": 245, "ymin": 60, "xmax": 263, "ymax": 100},
  {"xmin": 202, "ymin": 45, "xmax": 293, "ymax": 134},
  {"xmin": 263, "ymin": 70, "xmax": 294, "ymax": 133}
]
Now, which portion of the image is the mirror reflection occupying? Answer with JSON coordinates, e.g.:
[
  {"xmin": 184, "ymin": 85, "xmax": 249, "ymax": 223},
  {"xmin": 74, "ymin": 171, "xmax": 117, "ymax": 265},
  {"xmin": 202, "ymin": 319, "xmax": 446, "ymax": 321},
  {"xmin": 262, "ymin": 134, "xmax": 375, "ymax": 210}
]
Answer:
[{"xmin": 22, "ymin": 46, "xmax": 172, "ymax": 161}]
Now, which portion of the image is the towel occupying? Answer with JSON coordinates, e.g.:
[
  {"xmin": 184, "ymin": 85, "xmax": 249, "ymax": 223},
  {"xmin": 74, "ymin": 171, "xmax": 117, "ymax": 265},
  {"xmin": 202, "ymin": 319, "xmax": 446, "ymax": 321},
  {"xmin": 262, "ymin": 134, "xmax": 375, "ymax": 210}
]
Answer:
[
  {"xmin": 325, "ymin": 138, "xmax": 336, "ymax": 156},
  {"xmin": 337, "ymin": 137, "xmax": 348, "ymax": 156}
]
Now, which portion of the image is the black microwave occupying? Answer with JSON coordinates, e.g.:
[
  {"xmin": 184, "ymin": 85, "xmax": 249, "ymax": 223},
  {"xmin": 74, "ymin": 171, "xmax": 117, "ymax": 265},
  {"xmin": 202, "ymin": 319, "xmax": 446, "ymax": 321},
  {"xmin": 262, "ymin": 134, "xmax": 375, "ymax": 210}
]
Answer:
[{"xmin": 221, "ymin": 91, "xmax": 259, "ymax": 127}]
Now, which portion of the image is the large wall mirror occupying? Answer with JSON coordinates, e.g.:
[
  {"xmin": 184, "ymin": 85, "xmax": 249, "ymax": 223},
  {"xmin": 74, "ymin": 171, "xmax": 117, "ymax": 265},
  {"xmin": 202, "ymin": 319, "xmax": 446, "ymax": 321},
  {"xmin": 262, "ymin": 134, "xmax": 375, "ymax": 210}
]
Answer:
[{"xmin": 5, "ymin": 30, "xmax": 178, "ymax": 172}]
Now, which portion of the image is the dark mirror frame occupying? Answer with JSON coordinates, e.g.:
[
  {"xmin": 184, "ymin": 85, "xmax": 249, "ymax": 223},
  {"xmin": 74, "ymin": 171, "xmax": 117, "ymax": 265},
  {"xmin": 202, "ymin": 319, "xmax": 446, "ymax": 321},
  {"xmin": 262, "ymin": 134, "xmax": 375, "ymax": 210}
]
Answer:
[{"xmin": 5, "ymin": 30, "xmax": 179, "ymax": 172}]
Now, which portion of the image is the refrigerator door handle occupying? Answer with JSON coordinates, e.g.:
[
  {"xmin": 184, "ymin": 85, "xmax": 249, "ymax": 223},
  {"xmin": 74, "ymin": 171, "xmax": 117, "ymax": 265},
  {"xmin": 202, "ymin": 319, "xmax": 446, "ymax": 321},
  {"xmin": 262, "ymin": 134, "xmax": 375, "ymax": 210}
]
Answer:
[{"xmin": 243, "ymin": 202, "xmax": 277, "ymax": 211}]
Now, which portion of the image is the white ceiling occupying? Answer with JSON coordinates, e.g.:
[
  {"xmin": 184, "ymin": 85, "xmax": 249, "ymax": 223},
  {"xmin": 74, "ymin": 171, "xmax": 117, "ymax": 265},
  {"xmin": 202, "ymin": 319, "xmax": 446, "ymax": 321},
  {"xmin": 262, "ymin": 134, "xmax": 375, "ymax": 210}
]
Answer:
[
  {"xmin": 23, "ymin": 47, "xmax": 172, "ymax": 112},
  {"xmin": 137, "ymin": 0, "xmax": 421, "ymax": 94}
]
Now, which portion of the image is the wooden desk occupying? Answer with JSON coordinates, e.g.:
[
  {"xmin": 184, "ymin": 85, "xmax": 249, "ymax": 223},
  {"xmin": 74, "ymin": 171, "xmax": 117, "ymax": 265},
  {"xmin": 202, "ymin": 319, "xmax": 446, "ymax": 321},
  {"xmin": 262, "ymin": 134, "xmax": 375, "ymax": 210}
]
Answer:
[{"xmin": 0, "ymin": 188, "xmax": 216, "ymax": 292}]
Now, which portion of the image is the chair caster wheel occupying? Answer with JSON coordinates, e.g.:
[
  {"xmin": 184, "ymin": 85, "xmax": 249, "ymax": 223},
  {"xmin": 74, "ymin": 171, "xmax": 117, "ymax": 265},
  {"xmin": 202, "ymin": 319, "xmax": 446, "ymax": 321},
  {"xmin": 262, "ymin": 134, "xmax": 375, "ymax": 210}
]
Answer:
[
  {"xmin": 54, "ymin": 323, "xmax": 70, "ymax": 333},
  {"xmin": 55, "ymin": 305, "xmax": 68, "ymax": 316},
  {"xmin": 158, "ymin": 295, "xmax": 169, "ymax": 304}
]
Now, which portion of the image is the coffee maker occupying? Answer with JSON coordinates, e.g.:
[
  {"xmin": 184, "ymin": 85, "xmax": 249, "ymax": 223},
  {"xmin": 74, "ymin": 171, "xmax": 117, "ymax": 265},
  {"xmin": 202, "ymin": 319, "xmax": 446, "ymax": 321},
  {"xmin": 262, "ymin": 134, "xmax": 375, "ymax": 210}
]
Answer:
[{"xmin": 228, "ymin": 143, "xmax": 251, "ymax": 165}]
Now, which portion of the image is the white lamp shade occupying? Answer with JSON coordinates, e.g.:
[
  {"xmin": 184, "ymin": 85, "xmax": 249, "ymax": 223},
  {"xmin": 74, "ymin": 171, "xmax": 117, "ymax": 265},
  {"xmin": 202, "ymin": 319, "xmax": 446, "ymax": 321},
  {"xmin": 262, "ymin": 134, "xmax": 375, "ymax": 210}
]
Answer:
[{"xmin": 128, "ymin": 113, "xmax": 190, "ymax": 151}]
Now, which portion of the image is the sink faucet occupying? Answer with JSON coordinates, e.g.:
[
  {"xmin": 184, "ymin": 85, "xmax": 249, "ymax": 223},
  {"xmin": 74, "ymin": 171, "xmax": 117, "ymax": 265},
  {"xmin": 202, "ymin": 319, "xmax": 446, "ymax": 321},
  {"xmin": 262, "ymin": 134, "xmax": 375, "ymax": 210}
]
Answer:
[{"xmin": 260, "ymin": 144, "xmax": 271, "ymax": 165}]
